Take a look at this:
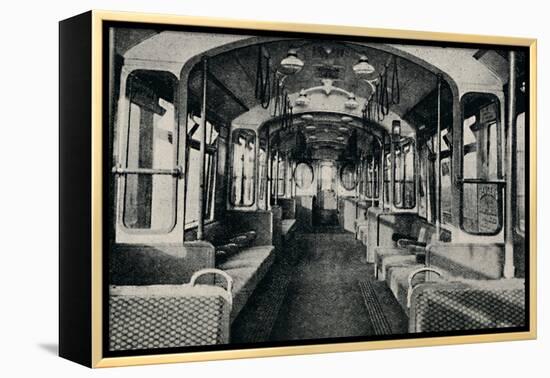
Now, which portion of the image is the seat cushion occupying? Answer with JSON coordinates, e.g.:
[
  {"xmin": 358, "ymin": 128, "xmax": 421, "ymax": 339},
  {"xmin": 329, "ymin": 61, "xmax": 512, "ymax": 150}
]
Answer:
[
  {"xmin": 380, "ymin": 255, "xmax": 418, "ymax": 281},
  {"xmin": 374, "ymin": 247, "xmax": 412, "ymax": 278}
]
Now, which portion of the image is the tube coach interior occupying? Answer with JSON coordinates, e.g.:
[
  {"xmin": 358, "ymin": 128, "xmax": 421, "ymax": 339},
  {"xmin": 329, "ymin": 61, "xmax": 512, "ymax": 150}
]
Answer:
[{"xmin": 108, "ymin": 28, "xmax": 528, "ymax": 350}]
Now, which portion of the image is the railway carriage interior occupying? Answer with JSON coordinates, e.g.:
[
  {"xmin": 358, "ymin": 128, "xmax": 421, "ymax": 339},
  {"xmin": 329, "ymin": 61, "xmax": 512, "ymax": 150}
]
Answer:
[{"xmin": 108, "ymin": 28, "xmax": 528, "ymax": 351}]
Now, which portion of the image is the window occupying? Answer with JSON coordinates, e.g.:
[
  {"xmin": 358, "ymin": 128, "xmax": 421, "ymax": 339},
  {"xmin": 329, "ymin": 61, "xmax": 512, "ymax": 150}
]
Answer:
[
  {"xmin": 185, "ymin": 114, "xmax": 219, "ymax": 227},
  {"xmin": 340, "ymin": 163, "xmax": 357, "ymax": 191},
  {"xmin": 230, "ymin": 129, "xmax": 256, "ymax": 206},
  {"xmin": 393, "ymin": 138, "xmax": 415, "ymax": 209},
  {"xmin": 366, "ymin": 156, "xmax": 379, "ymax": 199},
  {"xmin": 258, "ymin": 139, "xmax": 268, "ymax": 208},
  {"xmin": 418, "ymin": 144, "xmax": 431, "ymax": 220},
  {"xmin": 294, "ymin": 162, "xmax": 314, "ymax": 190},
  {"xmin": 440, "ymin": 129, "xmax": 452, "ymax": 225},
  {"xmin": 320, "ymin": 163, "xmax": 335, "ymax": 191},
  {"xmin": 460, "ymin": 94, "xmax": 503, "ymax": 235},
  {"xmin": 122, "ymin": 71, "xmax": 178, "ymax": 231},
  {"xmin": 272, "ymin": 153, "xmax": 286, "ymax": 197},
  {"xmin": 516, "ymin": 112, "xmax": 526, "ymax": 233},
  {"xmin": 383, "ymin": 151, "xmax": 391, "ymax": 206}
]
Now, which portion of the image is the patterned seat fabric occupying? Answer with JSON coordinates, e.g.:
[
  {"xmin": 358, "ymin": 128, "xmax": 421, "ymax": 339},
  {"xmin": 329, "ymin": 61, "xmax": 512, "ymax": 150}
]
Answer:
[
  {"xmin": 109, "ymin": 284, "xmax": 231, "ymax": 351},
  {"xmin": 409, "ymin": 279, "xmax": 526, "ymax": 333}
]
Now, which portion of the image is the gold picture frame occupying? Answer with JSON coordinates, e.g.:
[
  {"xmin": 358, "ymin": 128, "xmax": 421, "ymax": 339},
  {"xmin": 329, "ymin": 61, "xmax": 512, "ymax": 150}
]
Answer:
[{"xmin": 59, "ymin": 10, "xmax": 537, "ymax": 368}]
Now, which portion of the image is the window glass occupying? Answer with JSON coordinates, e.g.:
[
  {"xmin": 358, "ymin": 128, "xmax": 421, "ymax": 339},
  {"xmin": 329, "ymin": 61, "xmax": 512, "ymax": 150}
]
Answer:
[
  {"xmin": 383, "ymin": 151, "xmax": 391, "ymax": 206},
  {"xmin": 278, "ymin": 157, "xmax": 287, "ymax": 196},
  {"xmin": 418, "ymin": 145, "xmax": 429, "ymax": 219},
  {"xmin": 320, "ymin": 163, "xmax": 335, "ymax": 191},
  {"xmin": 366, "ymin": 157, "xmax": 379, "ymax": 199},
  {"xmin": 184, "ymin": 114, "xmax": 218, "ymax": 227},
  {"xmin": 460, "ymin": 94, "xmax": 502, "ymax": 234},
  {"xmin": 230, "ymin": 129, "xmax": 256, "ymax": 206},
  {"xmin": 294, "ymin": 162, "xmax": 314, "ymax": 189},
  {"xmin": 393, "ymin": 139, "xmax": 415, "ymax": 209},
  {"xmin": 516, "ymin": 112, "xmax": 525, "ymax": 232},
  {"xmin": 340, "ymin": 163, "xmax": 357, "ymax": 191},
  {"xmin": 122, "ymin": 72, "xmax": 177, "ymax": 231},
  {"xmin": 258, "ymin": 139, "xmax": 268, "ymax": 208}
]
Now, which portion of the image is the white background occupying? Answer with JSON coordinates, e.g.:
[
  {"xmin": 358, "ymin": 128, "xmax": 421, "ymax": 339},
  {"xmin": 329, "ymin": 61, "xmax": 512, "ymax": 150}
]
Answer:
[{"xmin": 0, "ymin": 0, "xmax": 547, "ymax": 376}]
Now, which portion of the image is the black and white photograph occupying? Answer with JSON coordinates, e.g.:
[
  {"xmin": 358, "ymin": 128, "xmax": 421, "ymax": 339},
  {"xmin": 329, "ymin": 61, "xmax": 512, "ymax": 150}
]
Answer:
[{"xmin": 105, "ymin": 23, "xmax": 530, "ymax": 356}]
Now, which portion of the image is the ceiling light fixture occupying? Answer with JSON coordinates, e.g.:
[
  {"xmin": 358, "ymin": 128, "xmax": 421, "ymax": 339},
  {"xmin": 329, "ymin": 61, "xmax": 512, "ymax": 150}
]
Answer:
[
  {"xmin": 295, "ymin": 89, "xmax": 309, "ymax": 106},
  {"xmin": 344, "ymin": 93, "xmax": 359, "ymax": 110},
  {"xmin": 353, "ymin": 55, "xmax": 375, "ymax": 77},
  {"xmin": 341, "ymin": 116, "xmax": 353, "ymax": 123},
  {"xmin": 392, "ymin": 120, "xmax": 402, "ymax": 137},
  {"xmin": 279, "ymin": 48, "xmax": 304, "ymax": 75}
]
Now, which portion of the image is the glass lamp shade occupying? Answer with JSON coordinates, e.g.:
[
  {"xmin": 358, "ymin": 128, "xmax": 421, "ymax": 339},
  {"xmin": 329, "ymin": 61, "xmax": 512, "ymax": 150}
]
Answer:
[
  {"xmin": 295, "ymin": 89, "xmax": 309, "ymax": 106},
  {"xmin": 353, "ymin": 55, "xmax": 375, "ymax": 77},
  {"xmin": 344, "ymin": 93, "xmax": 359, "ymax": 110},
  {"xmin": 341, "ymin": 116, "xmax": 353, "ymax": 123},
  {"xmin": 280, "ymin": 49, "xmax": 304, "ymax": 75},
  {"xmin": 392, "ymin": 120, "xmax": 402, "ymax": 137}
]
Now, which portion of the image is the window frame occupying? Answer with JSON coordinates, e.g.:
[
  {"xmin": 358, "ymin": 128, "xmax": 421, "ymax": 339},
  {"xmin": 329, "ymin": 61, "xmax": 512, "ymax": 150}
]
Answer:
[
  {"xmin": 365, "ymin": 155, "xmax": 379, "ymax": 200},
  {"xmin": 515, "ymin": 111, "xmax": 526, "ymax": 235},
  {"xmin": 294, "ymin": 161, "xmax": 314, "ymax": 190},
  {"xmin": 184, "ymin": 114, "xmax": 220, "ymax": 229},
  {"xmin": 392, "ymin": 137, "xmax": 416, "ymax": 209},
  {"xmin": 340, "ymin": 162, "xmax": 357, "ymax": 191},
  {"xmin": 459, "ymin": 92, "xmax": 505, "ymax": 236},
  {"xmin": 229, "ymin": 128, "xmax": 257, "ymax": 208},
  {"xmin": 119, "ymin": 70, "xmax": 179, "ymax": 234},
  {"xmin": 418, "ymin": 142, "xmax": 431, "ymax": 221},
  {"xmin": 257, "ymin": 138, "xmax": 268, "ymax": 208}
]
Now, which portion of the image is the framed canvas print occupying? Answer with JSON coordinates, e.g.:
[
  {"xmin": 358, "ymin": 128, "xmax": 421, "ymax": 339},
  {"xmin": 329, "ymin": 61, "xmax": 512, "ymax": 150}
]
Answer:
[{"xmin": 59, "ymin": 10, "xmax": 537, "ymax": 368}]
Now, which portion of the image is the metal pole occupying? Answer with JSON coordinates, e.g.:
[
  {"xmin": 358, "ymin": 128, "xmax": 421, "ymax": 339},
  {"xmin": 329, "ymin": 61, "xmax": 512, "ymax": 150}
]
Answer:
[
  {"xmin": 275, "ymin": 150, "xmax": 280, "ymax": 205},
  {"xmin": 266, "ymin": 128, "xmax": 271, "ymax": 210},
  {"xmin": 435, "ymin": 75, "xmax": 442, "ymax": 240},
  {"xmin": 374, "ymin": 154, "xmax": 375, "ymax": 202},
  {"xmin": 197, "ymin": 57, "xmax": 208, "ymax": 240},
  {"xmin": 390, "ymin": 132, "xmax": 395, "ymax": 211},
  {"xmin": 504, "ymin": 51, "xmax": 517, "ymax": 279},
  {"xmin": 381, "ymin": 136, "xmax": 386, "ymax": 210}
]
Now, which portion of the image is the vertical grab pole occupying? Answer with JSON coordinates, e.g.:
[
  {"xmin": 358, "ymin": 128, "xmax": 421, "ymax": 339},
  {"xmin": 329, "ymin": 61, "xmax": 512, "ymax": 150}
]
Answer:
[
  {"xmin": 504, "ymin": 51, "xmax": 517, "ymax": 279},
  {"xmin": 381, "ymin": 135, "xmax": 386, "ymax": 210},
  {"xmin": 374, "ymin": 154, "xmax": 378, "ymax": 202},
  {"xmin": 435, "ymin": 75, "xmax": 442, "ymax": 241},
  {"xmin": 197, "ymin": 57, "xmax": 208, "ymax": 241},
  {"xmin": 275, "ymin": 150, "xmax": 280, "ymax": 205},
  {"xmin": 266, "ymin": 126, "xmax": 271, "ymax": 210},
  {"xmin": 390, "ymin": 132, "xmax": 395, "ymax": 211}
]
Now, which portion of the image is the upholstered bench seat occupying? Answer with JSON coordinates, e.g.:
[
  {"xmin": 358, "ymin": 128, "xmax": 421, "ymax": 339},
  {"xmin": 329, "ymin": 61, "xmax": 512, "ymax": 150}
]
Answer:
[
  {"xmin": 385, "ymin": 264, "xmax": 428, "ymax": 312},
  {"xmin": 281, "ymin": 219, "xmax": 297, "ymax": 243},
  {"xmin": 217, "ymin": 245, "xmax": 276, "ymax": 321},
  {"xmin": 409, "ymin": 278, "xmax": 526, "ymax": 332},
  {"xmin": 355, "ymin": 220, "xmax": 369, "ymax": 241},
  {"xmin": 374, "ymin": 247, "xmax": 417, "ymax": 280}
]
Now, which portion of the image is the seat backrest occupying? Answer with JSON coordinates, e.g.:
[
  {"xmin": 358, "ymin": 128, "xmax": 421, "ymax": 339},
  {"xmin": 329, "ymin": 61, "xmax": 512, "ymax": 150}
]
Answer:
[
  {"xmin": 110, "ymin": 242, "xmax": 215, "ymax": 286},
  {"xmin": 428, "ymin": 243, "xmax": 505, "ymax": 280}
]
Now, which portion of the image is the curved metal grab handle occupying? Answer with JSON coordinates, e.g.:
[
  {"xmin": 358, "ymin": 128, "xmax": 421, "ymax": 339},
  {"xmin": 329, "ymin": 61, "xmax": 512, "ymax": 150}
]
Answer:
[
  {"xmin": 406, "ymin": 267, "xmax": 444, "ymax": 308},
  {"xmin": 190, "ymin": 268, "xmax": 234, "ymax": 295}
]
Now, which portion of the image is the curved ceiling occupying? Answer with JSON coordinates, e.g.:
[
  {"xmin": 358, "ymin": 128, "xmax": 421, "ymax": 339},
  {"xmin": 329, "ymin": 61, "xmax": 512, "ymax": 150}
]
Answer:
[{"xmin": 187, "ymin": 39, "xmax": 438, "ymax": 123}]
